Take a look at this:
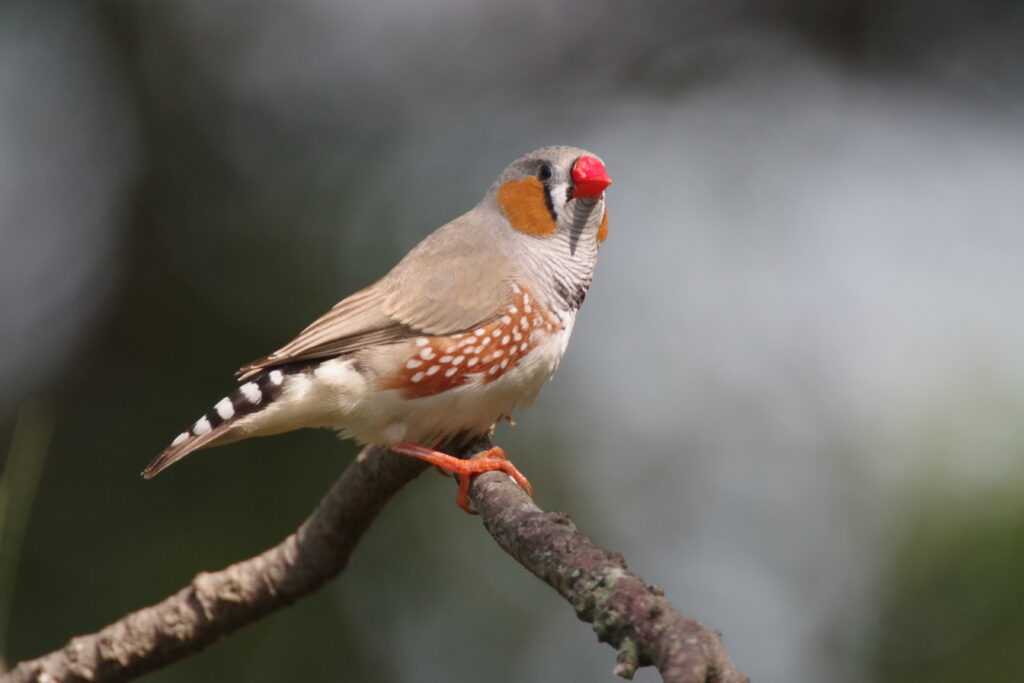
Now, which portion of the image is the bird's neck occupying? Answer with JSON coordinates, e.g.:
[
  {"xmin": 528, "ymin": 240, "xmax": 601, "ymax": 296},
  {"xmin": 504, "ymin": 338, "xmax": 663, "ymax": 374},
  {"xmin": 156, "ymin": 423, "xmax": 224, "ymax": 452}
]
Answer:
[{"xmin": 515, "ymin": 201, "xmax": 603, "ymax": 315}]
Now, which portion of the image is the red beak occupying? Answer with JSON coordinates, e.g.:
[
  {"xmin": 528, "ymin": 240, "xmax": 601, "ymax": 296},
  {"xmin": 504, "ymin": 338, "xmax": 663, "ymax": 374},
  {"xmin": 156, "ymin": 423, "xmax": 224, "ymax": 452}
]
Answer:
[{"xmin": 571, "ymin": 156, "xmax": 612, "ymax": 199}]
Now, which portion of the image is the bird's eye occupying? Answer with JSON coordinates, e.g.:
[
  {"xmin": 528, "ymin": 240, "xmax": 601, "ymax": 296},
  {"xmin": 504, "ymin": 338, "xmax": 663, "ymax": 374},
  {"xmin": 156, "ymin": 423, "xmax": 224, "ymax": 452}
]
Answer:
[{"xmin": 537, "ymin": 164, "xmax": 553, "ymax": 181}]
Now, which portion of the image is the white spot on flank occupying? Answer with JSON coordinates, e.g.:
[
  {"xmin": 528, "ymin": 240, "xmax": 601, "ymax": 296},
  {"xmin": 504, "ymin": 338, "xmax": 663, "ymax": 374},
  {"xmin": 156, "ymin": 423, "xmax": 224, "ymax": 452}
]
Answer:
[
  {"xmin": 215, "ymin": 398, "xmax": 235, "ymax": 420},
  {"xmin": 453, "ymin": 355, "xmax": 465, "ymax": 365},
  {"xmin": 241, "ymin": 382, "xmax": 261, "ymax": 404},
  {"xmin": 419, "ymin": 347, "xmax": 435, "ymax": 360},
  {"xmin": 193, "ymin": 417, "xmax": 212, "ymax": 435},
  {"xmin": 491, "ymin": 329, "xmax": 501, "ymax": 338},
  {"xmin": 511, "ymin": 283, "xmax": 522, "ymax": 294},
  {"xmin": 519, "ymin": 318, "xmax": 529, "ymax": 330},
  {"xmin": 468, "ymin": 357, "xmax": 479, "ymax": 367},
  {"xmin": 406, "ymin": 359, "xmax": 422, "ymax": 369},
  {"xmin": 523, "ymin": 293, "xmax": 531, "ymax": 304},
  {"xmin": 415, "ymin": 338, "xmax": 429, "ymax": 347},
  {"xmin": 384, "ymin": 423, "xmax": 408, "ymax": 443},
  {"xmin": 439, "ymin": 355, "xmax": 453, "ymax": 363},
  {"xmin": 445, "ymin": 367, "xmax": 457, "ymax": 377},
  {"xmin": 501, "ymin": 335, "xmax": 510, "ymax": 345},
  {"xmin": 312, "ymin": 358, "xmax": 366, "ymax": 392},
  {"xmin": 524, "ymin": 304, "xmax": 533, "ymax": 313},
  {"xmin": 513, "ymin": 331, "xmax": 522, "ymax": 341},
  {"xmin": 269, "ymin": 370, "xmax": 284, "ymax": 385},
  {"xmin": 444, "ymin": 345, "xmax": 457, "ymax": 353},
  {"xmin": 411, "ymin": 372, "xmax": 425, "ymax": 383},
  {"xmin": 520, "ymin": 342, "xmax": 529, "ymax": 351},
  {"xmin": 171, "ymin": 432, "xmax": 189, "ymax": 446},
  {"xmin": 492, "ymin": 349, "xmax": 504, "ymax": 358},
  {"xmin": 501, "ymin": 315, "xmax": 512, "ymax": 324},
  {"xmin": 475, "ymin": 328, "xmax": 486, "ymax": 337},
  {"xmin": 500, "ymin": 359, "xmax": 509, "ymax": 369},
  {"xmin": 509, "ymin": 305, "xmax": 518, "ymax": 314},
  {"xmin": 489, "ymin": 365, "xmax": 500, "ymax": 375},
  {"xmin": 426, "ymin": 365, "xmax": 440, "ymax": 376}
]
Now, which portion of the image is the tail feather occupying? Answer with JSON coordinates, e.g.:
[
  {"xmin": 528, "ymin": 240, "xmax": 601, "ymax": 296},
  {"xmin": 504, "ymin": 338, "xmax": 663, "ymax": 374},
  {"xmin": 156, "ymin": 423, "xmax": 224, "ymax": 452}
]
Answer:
[
  {"xmin": 142, "ymin": 368, "xmax": 288, "ymax": 478},
  {"xmin": 142, "ymin": 427, "xmax": 231, "ymax": 479}
]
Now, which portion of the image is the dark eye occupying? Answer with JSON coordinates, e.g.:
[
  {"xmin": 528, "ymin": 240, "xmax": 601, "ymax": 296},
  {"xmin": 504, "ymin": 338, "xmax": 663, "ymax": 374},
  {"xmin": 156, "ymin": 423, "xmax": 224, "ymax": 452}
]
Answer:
[{"xmin": 537, "ymin": 163, "xmax": 553, "ymax": 181}]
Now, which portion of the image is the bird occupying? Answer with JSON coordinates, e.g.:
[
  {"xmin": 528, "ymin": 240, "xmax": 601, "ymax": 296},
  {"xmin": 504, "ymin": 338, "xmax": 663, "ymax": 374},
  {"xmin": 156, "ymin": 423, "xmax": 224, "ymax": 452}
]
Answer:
[{"xmin": 143, "ymin": 146, "xmax": 612, "ymax": 513}]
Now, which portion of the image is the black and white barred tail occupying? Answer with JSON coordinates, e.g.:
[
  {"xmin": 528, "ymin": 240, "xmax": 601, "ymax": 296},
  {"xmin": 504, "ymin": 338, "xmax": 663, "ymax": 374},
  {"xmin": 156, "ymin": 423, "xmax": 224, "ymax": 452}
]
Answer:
[{"xmin": 142, "ymin": 369, "xmax": 287, "ymax": 478}]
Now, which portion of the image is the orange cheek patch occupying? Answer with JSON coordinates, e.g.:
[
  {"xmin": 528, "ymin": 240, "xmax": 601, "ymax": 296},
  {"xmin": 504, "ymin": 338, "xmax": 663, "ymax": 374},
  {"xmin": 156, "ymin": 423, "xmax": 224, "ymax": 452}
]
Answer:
[
  {"xmin": 597, "ymin": 209, "xmax": 609, "ymax": 243},
  {"xmin": 498, "ymin": 178, "xmax": 557, "ymax": 237}
]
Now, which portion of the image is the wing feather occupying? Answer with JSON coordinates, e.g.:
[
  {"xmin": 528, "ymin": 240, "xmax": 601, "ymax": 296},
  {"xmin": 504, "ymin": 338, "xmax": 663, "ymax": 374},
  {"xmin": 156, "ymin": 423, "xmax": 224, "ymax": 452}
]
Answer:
[{"xmin": 238, "ymin": 211, "xmax": 515, "ymax": 379}]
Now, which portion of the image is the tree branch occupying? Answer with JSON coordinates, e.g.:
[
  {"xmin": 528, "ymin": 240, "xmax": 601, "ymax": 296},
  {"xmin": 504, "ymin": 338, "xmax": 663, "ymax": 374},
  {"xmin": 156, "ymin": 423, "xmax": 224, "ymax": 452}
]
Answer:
[
  {"xmin": 4, "ymin": 446, "xmax": 427, "ymax": 683},
  {"xmin": 4, "ymin": 442, "xmax": 746, "ymax": 683},
  {"xmin": 469, "ymin": 467, "xmax": 748, "ymax": 682}
]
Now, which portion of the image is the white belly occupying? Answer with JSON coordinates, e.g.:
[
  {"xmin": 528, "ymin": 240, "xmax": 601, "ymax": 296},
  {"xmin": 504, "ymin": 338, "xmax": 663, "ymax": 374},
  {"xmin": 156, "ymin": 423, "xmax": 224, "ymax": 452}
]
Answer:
[{"xmin": 233, "ymin": 325, "xmax": 573, "ymax": 447}]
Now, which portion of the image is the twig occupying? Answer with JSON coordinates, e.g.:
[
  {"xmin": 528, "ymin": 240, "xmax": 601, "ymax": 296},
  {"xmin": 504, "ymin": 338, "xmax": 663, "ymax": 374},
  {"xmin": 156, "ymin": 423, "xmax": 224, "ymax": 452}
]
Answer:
[
  {"xmin": 4, "ymin": 441, "xmax": 746, "ymax": 683},
  {"xmin": 469, "ymin": 462, "xmax": 748, "ymax": 683},
  {"xmin": 3, "ymin": 446, "xmax": 427, "ymax": 683}
]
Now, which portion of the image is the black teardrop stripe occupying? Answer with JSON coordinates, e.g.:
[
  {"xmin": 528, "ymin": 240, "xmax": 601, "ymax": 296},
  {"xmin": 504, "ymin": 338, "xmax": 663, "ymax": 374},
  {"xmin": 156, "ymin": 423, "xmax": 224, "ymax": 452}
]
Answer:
[{"xmin": 541, "ymin": 182, "xmax": 557, "ymax": 223}]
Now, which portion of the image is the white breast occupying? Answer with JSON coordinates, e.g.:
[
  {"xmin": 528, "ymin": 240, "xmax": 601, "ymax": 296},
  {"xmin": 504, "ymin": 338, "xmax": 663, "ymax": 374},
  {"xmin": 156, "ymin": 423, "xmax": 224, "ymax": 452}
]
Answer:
[
  {"xmin": 349, "ymin": 323, "xmax": 574, "ymax": 445},
  {"xmin": 230, "ymin": 315, "xmax": 575, "ymax": 448}
]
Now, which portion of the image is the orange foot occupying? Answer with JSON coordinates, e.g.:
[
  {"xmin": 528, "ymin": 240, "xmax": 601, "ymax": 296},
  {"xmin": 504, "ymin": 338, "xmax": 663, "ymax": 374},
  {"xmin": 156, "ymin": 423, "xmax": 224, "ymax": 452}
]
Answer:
[{"xmin": 389, "ymin": 441, "xmax": 534, "ymax": 514}]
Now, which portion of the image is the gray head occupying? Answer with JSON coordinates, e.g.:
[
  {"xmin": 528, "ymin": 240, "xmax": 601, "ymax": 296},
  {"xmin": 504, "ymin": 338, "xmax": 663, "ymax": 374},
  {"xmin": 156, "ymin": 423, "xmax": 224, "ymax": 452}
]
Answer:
[
  {"xmin": 482, "ymin": 146, "xmax": 612, "ymax": 312},
  {"xmin": 484, "ymin": 146, "xmax": 611, "ymax": 250}
]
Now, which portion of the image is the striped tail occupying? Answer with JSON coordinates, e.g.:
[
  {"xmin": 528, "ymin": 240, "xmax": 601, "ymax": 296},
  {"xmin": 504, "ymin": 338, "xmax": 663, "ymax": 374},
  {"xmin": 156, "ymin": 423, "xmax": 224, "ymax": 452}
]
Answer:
[{"xmin": 142, "ymin": 369, "xmax": 287, "ymax": 478}]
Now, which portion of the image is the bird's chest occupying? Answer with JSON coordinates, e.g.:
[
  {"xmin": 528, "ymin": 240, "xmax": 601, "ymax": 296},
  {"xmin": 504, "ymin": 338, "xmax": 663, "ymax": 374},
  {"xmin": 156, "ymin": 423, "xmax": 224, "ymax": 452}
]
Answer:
[
  {"xmin": 378, "ymin": 286, "xmax": 571, "ymax": 400},
  {"xmin": 349, "ymin": 286, "xmax": 576, "ymax": 444},
  {"xmin": 373, "ymin": 319, "xmax": 572, "ymax": 444}
]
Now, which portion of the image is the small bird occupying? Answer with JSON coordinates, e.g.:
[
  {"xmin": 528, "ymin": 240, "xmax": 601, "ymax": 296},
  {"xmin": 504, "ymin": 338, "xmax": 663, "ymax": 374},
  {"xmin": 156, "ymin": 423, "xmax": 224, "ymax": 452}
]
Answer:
[{"xmin": 143, "ymin": 146, "xmax": 611, "ymax": 512}]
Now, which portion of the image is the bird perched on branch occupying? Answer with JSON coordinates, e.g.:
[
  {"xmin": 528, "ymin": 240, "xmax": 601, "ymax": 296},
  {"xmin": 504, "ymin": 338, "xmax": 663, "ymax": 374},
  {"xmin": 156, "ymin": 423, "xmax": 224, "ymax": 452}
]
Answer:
[{"xmin": 144, "ymin": 146, "xmax": 612, "ymax": 513}]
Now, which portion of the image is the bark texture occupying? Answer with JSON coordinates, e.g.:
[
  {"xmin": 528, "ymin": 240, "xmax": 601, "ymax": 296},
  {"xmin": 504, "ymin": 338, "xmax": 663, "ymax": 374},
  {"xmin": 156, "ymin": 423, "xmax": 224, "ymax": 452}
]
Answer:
[
  {"xmin": 5, "ymin": 446, "xmax": 426, "ymax": 683},
  {"xmin": 4, "ymin": 442, "xmax": 747, "ymax": 683},
  {"xmin": 470, "ymin": 470, "xmax": 748, "ymax": 682}
]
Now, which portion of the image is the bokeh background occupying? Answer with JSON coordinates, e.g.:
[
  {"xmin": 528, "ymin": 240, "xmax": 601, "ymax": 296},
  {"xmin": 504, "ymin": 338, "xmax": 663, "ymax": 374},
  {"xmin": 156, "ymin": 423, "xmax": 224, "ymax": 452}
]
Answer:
[{"xmin": 2, "ymin": 1, "xmax": 1023, "ymax": 681}]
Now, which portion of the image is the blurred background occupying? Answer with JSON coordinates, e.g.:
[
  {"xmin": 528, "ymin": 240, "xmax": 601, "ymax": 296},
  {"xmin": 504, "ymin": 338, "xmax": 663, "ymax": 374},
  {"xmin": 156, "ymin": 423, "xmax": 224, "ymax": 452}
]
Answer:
[{"xmin": 2, "ymin": 0, "xmax": 1023, "ymax": 681}]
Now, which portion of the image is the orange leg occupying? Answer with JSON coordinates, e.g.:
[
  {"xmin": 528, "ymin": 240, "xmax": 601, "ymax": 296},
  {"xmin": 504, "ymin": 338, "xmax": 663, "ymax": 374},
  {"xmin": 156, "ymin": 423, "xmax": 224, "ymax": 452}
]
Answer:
[{"xmin": 389, "ymin": 441, "xmax": 534, "ymax": 514}]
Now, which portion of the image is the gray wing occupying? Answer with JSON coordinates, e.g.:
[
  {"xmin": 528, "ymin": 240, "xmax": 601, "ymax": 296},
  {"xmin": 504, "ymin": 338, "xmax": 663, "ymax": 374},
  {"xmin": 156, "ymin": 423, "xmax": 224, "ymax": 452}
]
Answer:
[{"xmin": 237, "ymin": 212, "xmax": 514, "ymax": 378}]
